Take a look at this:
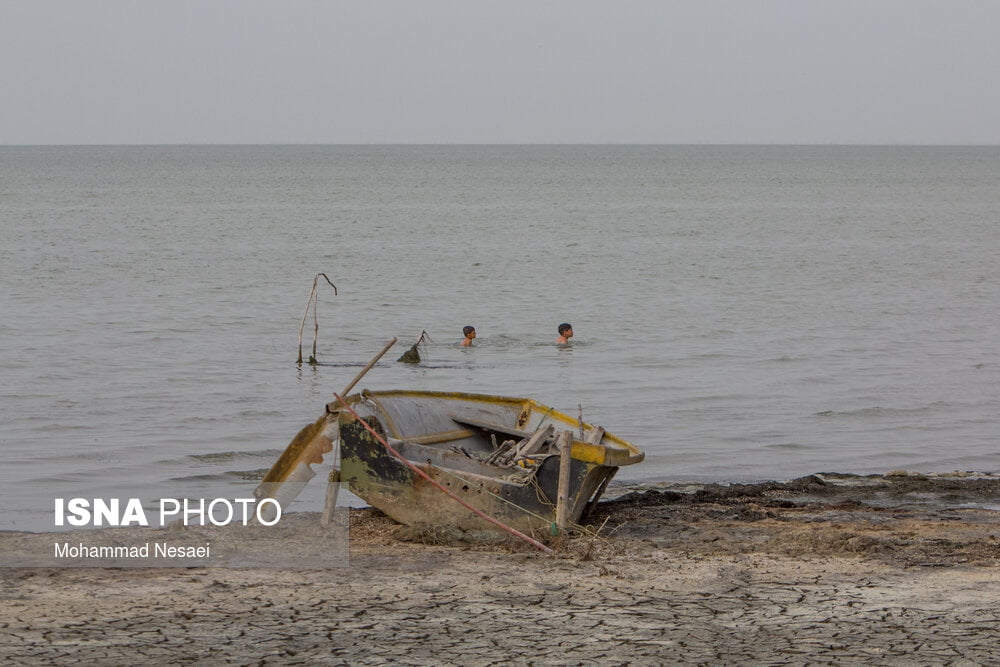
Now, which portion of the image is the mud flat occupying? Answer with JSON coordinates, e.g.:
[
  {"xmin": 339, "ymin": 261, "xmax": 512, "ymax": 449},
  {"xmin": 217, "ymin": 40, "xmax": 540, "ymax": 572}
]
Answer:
[{"xmin": 2, "ymin": 473, "xmax": 998, "ymax": 664}]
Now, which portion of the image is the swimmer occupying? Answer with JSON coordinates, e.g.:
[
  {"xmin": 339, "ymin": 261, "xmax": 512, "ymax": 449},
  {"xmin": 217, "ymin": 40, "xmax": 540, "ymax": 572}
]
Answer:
[
  {"xmin": 460, "ymin": 325, "xmax": 476, "ymax": 347},
  {"xmin": 556, "ymin": 323, "xmax": 573, "ymax": 344}
]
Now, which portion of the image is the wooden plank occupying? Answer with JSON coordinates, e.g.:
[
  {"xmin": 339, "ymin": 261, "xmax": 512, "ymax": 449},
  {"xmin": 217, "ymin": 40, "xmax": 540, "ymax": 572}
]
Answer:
[
  {"xmin": 586, "ymin": 426, "xmax": 605, "ymax": 445},
  {"xmin": 448, "ymin": 414, "xmax": 532, "ymax": 439},
  {"xmin": 515, "ymin": 424, "xmax": 554, "ymax": 458},
  {"xmin": 403, "ymin": 429, "xmax": 475, "ymax": 445}
]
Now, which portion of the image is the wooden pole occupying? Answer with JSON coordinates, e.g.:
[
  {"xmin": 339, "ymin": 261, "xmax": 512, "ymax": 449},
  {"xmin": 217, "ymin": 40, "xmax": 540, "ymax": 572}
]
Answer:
[
  {"xmin": 339, "ymin": 338, "xmax": 397, "ymax": 397},
  {"xmin": 555, "ymin": 429, "xmax": 573, "ymax": 533},
  {"xmin": 311, "ymin": 293, "xmax": 320, "ymax": 363},
  {"xmin": 320, "ymin": 468, "xmax": 341, "ymax": 527},
  {"xmin": 297, "ymin": 283, "xmax": 317, "ymax": 364}
]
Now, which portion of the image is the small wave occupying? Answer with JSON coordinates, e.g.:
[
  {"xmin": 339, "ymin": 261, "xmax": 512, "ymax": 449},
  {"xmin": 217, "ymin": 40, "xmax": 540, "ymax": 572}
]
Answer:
[
  {"xmin": 148, "ymin": 449, "xmax": 281, "ymax": 466},
  {"xmin": 230, "ymin": 468, "xmax": 270, "ymax": 481},
  {"xmin": 235, "ymin": 409, "xmax": 286, "ymax": 418},
  {"xmin": 311, "ymin": 359, "xmax": 506, "ymax": 370},
  {"xmin": 764, "ymin": 442, "xmax": 810, "ymax": 451},
  {"xmin": 166, "ymin": 473, "xmax": 226, "ymax": 482},
  {"xmin": 522, "ymin": 340, "xmax": 594, "ymax": 348},
  {"xmin": 187, "ymin": 450, "xmax": 278, "ymax": 463},
  {"xmin": 304, "ymin": 361, "xmax": 394, "ymax": 368},
  {"xmin": 762, "ymin": 355, "xmax": 809, "ymax": 363},
  {"xmin": 689, "ymin": 352, "xmax": 741, "ymax": 360},
  {"xmin": 168, "ymin": 469, "xmax": 272, "ymax": 483},
  {"xmin": 407, "ymin": 362, "xmax": 501, "ymax": 369},
  {"xmin": 815, "ymin": 403, "xmax": 947, "ymax": 419}
]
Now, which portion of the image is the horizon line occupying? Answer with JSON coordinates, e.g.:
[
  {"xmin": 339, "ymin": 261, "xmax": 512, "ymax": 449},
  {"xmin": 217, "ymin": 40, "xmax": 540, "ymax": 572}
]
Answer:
[{"xmin": 4, "ymin": 142, "xmax": 999, "ymax": 148}]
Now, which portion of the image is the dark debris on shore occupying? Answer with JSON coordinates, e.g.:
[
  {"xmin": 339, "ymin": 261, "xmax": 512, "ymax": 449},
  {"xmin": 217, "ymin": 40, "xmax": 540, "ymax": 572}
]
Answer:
[
  {"xmin": 582, "ymin": 473, "xmax": 1000, "ymax": 567},
  {"xmin": 601, "ymin": 472, "xmax": 1000, "ymax": 511},
  {"xmin": 348, "ymin": 473, "xmax": 1000, "ymax": 567}
]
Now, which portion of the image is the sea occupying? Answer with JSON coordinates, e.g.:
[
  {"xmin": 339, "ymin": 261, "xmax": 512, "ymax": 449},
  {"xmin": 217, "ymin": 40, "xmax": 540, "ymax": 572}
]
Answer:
[{"xmin": 2, "ymin": 145, "xmax": 998, "ymax": 532}]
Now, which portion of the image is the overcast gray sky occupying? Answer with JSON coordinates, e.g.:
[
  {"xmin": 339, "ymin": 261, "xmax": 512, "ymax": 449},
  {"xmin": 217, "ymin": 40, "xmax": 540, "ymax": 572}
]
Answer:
[{"xmin": 3, "ymin": 1, "xmax": 999, "ymax": 145}]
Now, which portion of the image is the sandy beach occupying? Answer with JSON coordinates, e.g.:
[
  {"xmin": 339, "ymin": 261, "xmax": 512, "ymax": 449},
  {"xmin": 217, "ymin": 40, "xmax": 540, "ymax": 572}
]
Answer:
[{"xmin": 3, "ymin": 474, "xmax": 998, "ymax": 665}]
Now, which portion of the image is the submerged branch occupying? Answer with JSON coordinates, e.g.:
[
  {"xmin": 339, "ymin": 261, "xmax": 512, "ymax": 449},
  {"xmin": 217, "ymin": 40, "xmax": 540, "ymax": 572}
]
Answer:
[{"xmin": 297, "ymin": 273, "xmax": 338, "ymax": 365}]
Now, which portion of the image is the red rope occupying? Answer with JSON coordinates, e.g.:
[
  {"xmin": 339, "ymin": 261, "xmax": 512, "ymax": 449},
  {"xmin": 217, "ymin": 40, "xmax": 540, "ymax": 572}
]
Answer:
[{"xmin": 333, "ymin": 393, "xmax": 554, "ymax": 554}]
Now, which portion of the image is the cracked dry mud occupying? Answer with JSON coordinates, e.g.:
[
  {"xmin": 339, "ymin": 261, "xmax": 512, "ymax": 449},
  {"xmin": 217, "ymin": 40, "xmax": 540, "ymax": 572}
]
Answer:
[{"xmin": 2, "ymin": 475, "xmax": 999, "ymax": 665}]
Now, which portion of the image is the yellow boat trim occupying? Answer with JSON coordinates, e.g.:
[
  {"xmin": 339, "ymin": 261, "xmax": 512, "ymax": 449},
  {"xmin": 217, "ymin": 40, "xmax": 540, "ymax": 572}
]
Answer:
[{"xmin": 333, "ymin": 389, "xmax": 644, "ymax": 467}]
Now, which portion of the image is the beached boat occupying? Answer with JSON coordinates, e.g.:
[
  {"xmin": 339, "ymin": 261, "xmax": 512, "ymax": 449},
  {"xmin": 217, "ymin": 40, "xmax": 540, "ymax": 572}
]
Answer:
[{"xmin": 256, "ymin": 389, "xmax": 644, "ymax": 532}]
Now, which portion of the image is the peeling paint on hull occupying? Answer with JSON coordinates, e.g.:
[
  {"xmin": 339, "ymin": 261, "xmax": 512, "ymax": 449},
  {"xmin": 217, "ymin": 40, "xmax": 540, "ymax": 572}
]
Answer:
[{"xmin": 339, "ymin": 417, "xmax": 613, "ymax": 531}]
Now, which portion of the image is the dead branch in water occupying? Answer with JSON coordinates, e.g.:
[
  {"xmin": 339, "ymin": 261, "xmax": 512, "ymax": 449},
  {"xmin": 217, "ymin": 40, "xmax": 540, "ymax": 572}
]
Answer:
[{"xmin": 297, "ymin": 273, "xmax": 338, "ymax": 365}]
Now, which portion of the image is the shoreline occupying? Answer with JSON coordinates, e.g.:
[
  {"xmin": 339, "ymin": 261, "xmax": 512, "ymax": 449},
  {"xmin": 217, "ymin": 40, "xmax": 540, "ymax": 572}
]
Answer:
[{"xmin": 2, "ymin": 474, "xmax": 998, "ymax": 663}]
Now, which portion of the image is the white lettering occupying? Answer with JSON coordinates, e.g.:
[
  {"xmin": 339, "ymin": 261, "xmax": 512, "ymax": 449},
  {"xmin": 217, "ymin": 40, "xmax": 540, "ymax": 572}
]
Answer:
[
  {"xmin": 234, "ymin": 498, "xmax": 254, "ymax": 523},
  {"xmin": 154, "ymin": 542, "xmax": 211, "ymax": 558},
  {"xmin": 53, "ymin": 542, "xmax": 152, "ymax": 559},
  {"xmin": 92, "ymin": 498, "xmax": 118, "ymax": 526},
  {"xmin": 54, "ymin": 498, "xmax": 149, "ymax": 527},
  {"xmin": 67, "ymin": 498, "xmax": 91, "ymax": 527},
  {"xmin": 256, "ymin": 498, "xmax": 281, "ymax": 526},
  {"xmin": 160, "ymin": 498, "xmax": 180, "ymax": 524},
  {"xmin": 52, "ymin": 498, "xmax": 283, "ymax": 527},
  {"xmin": 208, "ymin": 498, "xmax": 233, "ymax": 526},
  {"xmin": 120, "ymin": 499, "xmax": 149, "ymax": 526},
  {"xmin": 183, "ymin": 499, "xmax": 206, "ymax": 525}
]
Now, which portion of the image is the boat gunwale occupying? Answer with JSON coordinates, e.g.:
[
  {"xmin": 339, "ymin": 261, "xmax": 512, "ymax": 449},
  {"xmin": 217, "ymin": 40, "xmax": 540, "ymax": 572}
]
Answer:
[{"xmin": 330, "ymin": 389, "xmax": 644, "ymax": 466}]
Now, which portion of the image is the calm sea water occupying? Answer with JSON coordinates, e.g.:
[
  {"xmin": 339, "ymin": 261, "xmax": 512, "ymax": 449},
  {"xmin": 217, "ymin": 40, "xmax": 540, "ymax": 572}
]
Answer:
[{"xmin": 2, "ymin": 145, "xmax": 998, "ymax": 531}]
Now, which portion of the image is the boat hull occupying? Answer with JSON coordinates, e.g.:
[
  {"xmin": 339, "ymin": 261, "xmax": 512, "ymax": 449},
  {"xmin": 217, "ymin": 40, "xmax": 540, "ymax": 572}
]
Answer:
[
  {"xmin": 258, "ymin": 390, "xmax": 644, "ymax": 533},
  {"xmin": 339, "ymin": 415, "xmax": 617, "ymax": 531}
]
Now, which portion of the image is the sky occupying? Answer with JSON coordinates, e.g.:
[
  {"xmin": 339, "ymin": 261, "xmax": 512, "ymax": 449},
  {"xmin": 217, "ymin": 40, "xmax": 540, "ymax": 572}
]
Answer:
[{"xmin": 2, "ymin": 1, "xmax": 1000, "ymax": 145}]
